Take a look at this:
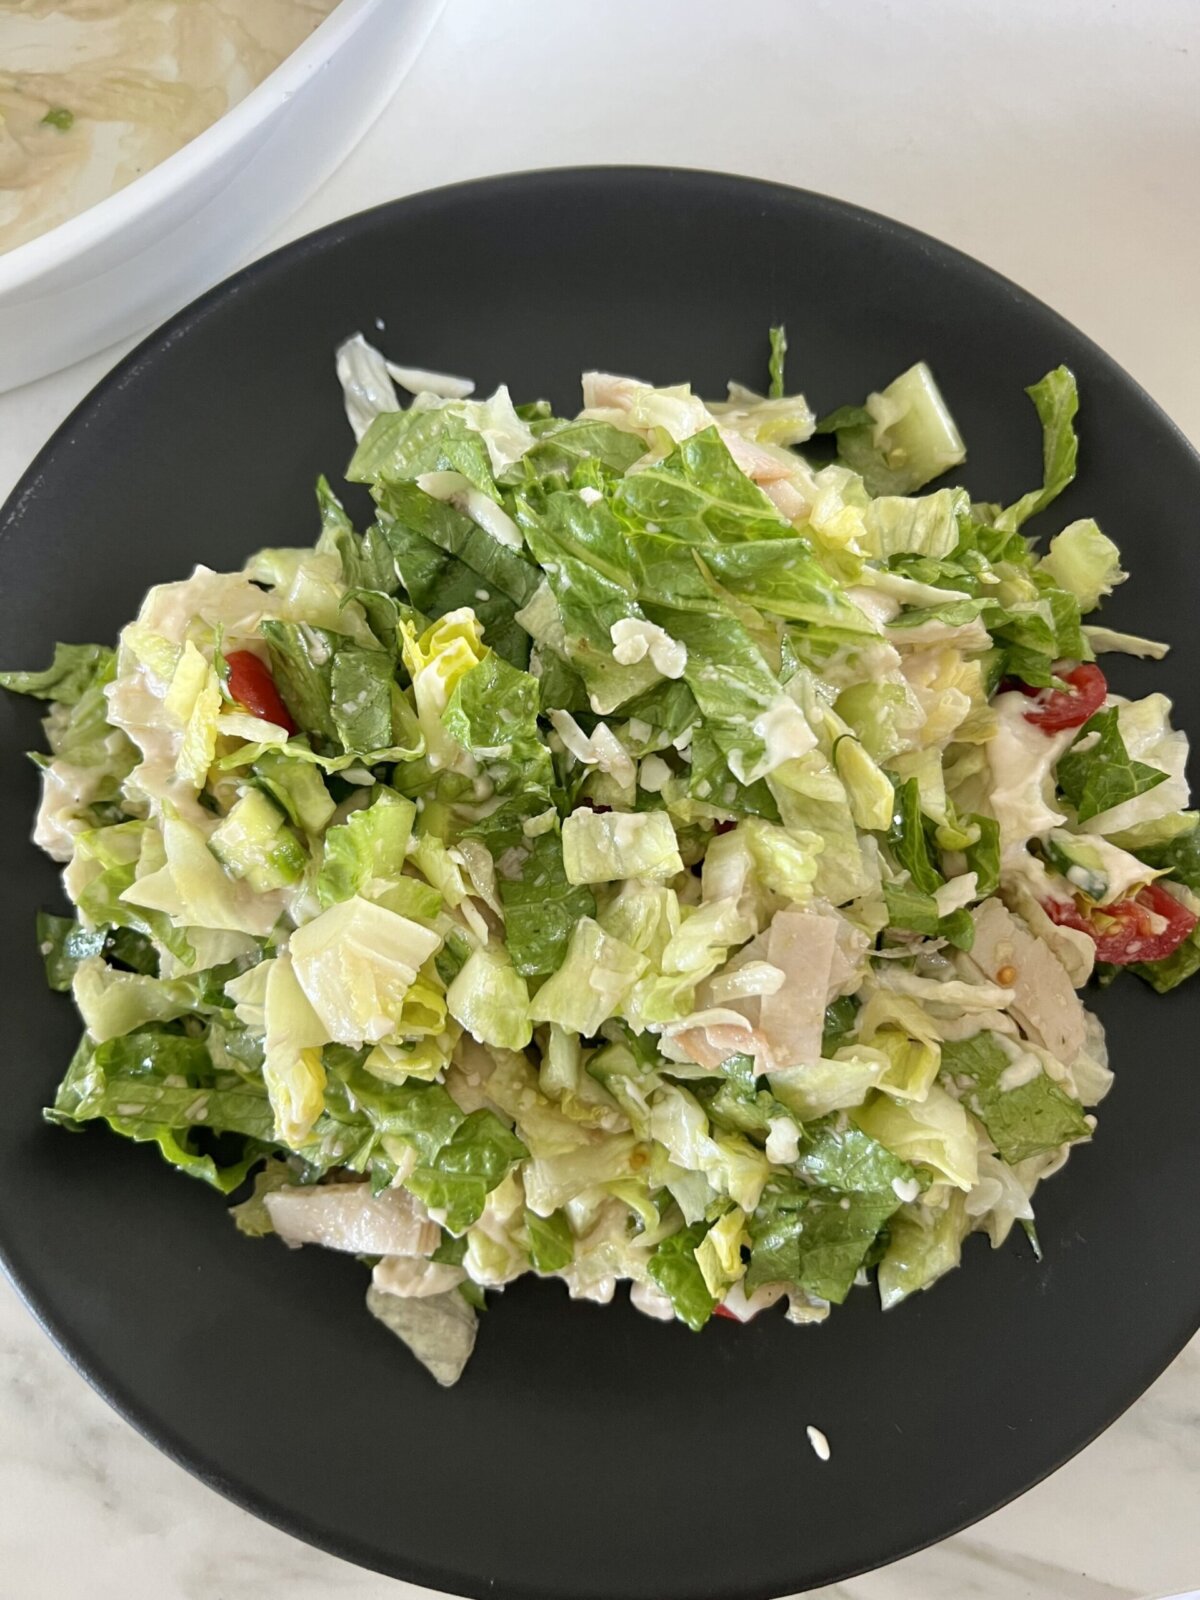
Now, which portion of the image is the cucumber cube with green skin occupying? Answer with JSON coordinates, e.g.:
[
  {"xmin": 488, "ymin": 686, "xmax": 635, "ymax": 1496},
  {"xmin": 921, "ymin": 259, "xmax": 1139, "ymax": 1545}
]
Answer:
[
  {"xmin": 250, "ymin": 751, "xmax": 336, "ymax": 834},
  {"xmin": 836, "ymin": 362, "xmax": 966, "ymax": 496},
  {"xmin": 1041, "ymin": 832, "xmax": 1108, "ymax": 901},
  {"xmin": 209, "ymin": 788, "xmax": 307, "ymax": 892}
]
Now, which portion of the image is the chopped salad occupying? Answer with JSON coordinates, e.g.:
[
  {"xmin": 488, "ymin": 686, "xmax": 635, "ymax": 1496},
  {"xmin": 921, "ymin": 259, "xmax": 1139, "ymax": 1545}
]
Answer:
[{"xmin": 5, "ymin": 330, "xmax": 1197, "ymax": 1385}]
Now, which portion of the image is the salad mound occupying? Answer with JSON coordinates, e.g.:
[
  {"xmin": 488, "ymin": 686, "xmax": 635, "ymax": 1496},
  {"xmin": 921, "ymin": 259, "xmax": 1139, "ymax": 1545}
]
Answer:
[{"xmin": 5, "ymin": 330, "xmax": 1198, "ymax": 1385}]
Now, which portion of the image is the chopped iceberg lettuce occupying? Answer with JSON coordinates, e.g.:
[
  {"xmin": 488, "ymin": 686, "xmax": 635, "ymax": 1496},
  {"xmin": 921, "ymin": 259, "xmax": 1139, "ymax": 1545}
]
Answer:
[{"xmin": 6, "ymin": 339, "xmax": 1190, "ymax": 1385}]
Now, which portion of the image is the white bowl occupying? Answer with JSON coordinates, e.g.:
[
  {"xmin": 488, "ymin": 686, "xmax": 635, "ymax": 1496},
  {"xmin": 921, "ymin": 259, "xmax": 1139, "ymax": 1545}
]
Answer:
[{"xmin": 0, "ymin": 0, "xmax": 444, "ymax": 394}]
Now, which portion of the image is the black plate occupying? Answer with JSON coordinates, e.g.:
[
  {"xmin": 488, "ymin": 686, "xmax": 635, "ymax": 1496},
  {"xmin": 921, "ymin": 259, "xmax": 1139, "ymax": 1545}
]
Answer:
[{"xmin": 2, "ymin": 169, "xmax": 1199, "ymax": 1600}]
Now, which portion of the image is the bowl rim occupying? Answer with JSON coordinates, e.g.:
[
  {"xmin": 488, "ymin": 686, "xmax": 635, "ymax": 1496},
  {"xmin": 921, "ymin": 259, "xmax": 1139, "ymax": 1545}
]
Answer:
[{"xmin": 0, "ymin": 0, "xmax": 384, "ymax": 294}]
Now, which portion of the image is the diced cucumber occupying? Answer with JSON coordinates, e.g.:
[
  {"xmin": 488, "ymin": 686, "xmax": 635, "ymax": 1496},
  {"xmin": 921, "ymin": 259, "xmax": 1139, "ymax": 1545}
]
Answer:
[
  {"xmin": 836, "ymin": 362, "xmax": 966, "ymax": 496},
  {"xmin": 210, "ymin": 788, "xmax": 307, "ymax": 892},
  {"xmin": 251, "ymin": 751, "xmax": 336, "ymax": 834},
  {"xmin": 1041, "ymin": 831, "xmax": 1108, "ymax": 900}
]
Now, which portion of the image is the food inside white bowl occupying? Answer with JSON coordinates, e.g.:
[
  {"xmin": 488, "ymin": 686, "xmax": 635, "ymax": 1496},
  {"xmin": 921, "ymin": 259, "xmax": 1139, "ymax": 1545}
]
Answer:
[
  {"xmin": 0, "ymin": 0, "xmax": 341, "ymax": 256},
  {"xmin": 0, "ymin": 0, "xmax": 443, "ymax": 392}
]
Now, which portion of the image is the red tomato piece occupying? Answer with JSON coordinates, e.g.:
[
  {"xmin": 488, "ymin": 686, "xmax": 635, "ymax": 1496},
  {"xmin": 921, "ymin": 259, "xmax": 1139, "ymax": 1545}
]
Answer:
[
  {"xmin": 224, "ymin": 650, "xmax": 297, "ymax": 735},
  {"xmin": 1012, "ymin": 661, "xmax": 1107, "ymax": 734},
  {"xmin": 713, "ymin": 1303, "xmax": 739, "ymax": 1321},
  {"xmin": 1042, "ymin": 880, "xmax": 1197, "ymax": 964}
]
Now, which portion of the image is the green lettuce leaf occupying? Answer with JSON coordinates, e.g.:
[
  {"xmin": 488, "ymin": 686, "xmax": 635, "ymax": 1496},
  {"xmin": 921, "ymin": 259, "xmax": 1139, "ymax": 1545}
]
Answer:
[
  {"xmin": 965, "ymin": 814, "xmax": 1001, "ymax": 898},
  {"xmin": 508, "ymin": 420, "xmax": 645, "ymax": 482},
  {"xmin": 261, "ymin": 620, "xmax": 339, "ymax": 745},
  {"xmin": 37, "ymin": 912, "xmax": 106, "ymax": 991},
  {"xmin": 877, "ymin": 1192, "xmax": 969, "ymax": 1310},
  {"xmin": 561, "ymin": 808, "xmax": 683, "ymax": 884},
  {"xmin": 528, "ymin": 917, "xmax": 647, "ymax": 1036},
  {"xmin": 1130, "ymin": 815, "xmax": 1200, "ymax": 890},
  {"xmin": 647, "ymin": 1220, "xmax": 715, "ymax": 1330},
  {"xmin": 994, "ymin": 367, "xmax": 1079, "ymax": 533},
  {"xmin": 1130, "ymin": 927, "xmax": 1200, "ymax": 993},
  {"xmin": 0, "ymin": 642, "xmax": 114, "ymax": 705},
  {"xmin": 47, "ymin": 1026, "xmax": 271, "ymax": 1193},
  {"xmin": 315, "ymin": 477, "xmax": 398, "ymax": 595},
  {"xmin": 940, "ymin": 1032, "xmax": 1090, "ymax": 1164},
  {"xmin": 1056, "ymin": 708, "xmax": 1168, "ymax": 825},
  {"xmin": 498, "ymin": 832, "xmax": 596, "ymax": 977},
  {"xmin": 347, "ymin": 406, "xmax": 496, "ymax": 494},
  {"xmin": 524, "ymin": 1206, "xmax": 575, "ymax": 1273},
  {"xmin": 695, "ymin": 1074, "xmax": 789, "ymax": 1140},
  {"xmin": 744, "ymin": 1176, "xmax": 898, "ymax": 1302},
  {"xmin": 71, "ymin": 822, "xmax": 194, "ymax": 967},
  {"xmin": 852, "ymin": 1085, "xmax": 978, "ymax": 1190},
  {"xmin": 446, "ymin": 944, "xmax": 532, "ymax": 1050},
  {"xmin": 377, "ymin": 481, "xmax": 540, "ymax": 607},
  {"xmin": 317, "ymin": 789, "xmax": 416, "ymax": 908},
  {"xmin": 793, "ymin": 1117, "xmax": 919, "ymax": 1196},
  {"xmin": 882, "ymin": 882, "xmax": 974, "ymax": 951},
  {"xmin": 377, "ymin": 497, "xmax": 532, "ymax": 670},
  {"xmin": 887, "ymin": 777, "xmax": 943, "ymax": 894},
  {"xmin": 513, "ymin": 505, "xmax": 659, "ymax": 714},
  {"xmin": 863, "ymin": 488, "xmax": 969, "ymax": 561},
  {"xmin": 443, "ymin": 647, "xmax": 555, "ymax": 848},
  {"xmin": 330, "ymin": 648, "xmax": 395, "ymax": 756},
  {"xmin": 1038, "ymin": 519, "xmax": 1126, "ymax": 613},
  {"xmin": 405, "ymin": 1108, "xmax": 528, "ymax": 1234},
  {"xmin": 768, "ymin": 324, "xmax": 787, "ymax": 400},
  {"xmin": 821, "ymin": 995, "xmax": 860, "ymax": 1055}
]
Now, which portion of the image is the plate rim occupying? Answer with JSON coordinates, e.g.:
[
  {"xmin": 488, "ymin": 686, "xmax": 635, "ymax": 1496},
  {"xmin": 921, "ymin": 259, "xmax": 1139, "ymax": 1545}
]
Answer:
[{"xmin": 3, "ymin": 164, "xmax": 1199, "ymax": 1600}]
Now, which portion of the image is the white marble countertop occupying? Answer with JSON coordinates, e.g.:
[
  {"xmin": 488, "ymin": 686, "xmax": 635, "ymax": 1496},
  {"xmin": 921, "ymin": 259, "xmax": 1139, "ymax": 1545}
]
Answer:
[{"xmin": 2, "ymin": 2, "xmax": 1199, "ymax": 1596}]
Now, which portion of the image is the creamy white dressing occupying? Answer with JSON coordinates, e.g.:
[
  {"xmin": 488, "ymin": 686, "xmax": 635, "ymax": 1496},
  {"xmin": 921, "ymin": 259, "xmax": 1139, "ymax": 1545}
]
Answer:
[
  {"xmin": 997, "ymin": 1050, "xmax": 1044, "ymax": 1092},
  {"xmin": 985, "ymin": 692, "xmax": 1076, "ymax": 852},
  {"xmin": 1053, "ymin": 831, "xmax": 1153, "ymax": 905},
  {"xmin": 806, "ymin": 1424, "xmax": 832, "ymax": 1463},
  {"xmin": 609, "ymin": 617, "xmax": 687, "ymax": 678},
  {"xmin": 0, "ymin": 0, "xmax": 339, "ymax": 256},
  {"xmin": 891, "ymin": 1176, "xmax": 921, "ymax": 1204},
  {"xmin": 33, "ymin": 759, "xmax": 106, "ymax": 860},
  {"xmin": 764, "ymin": 1114, "xmax": 802, "ymax": 1165}
]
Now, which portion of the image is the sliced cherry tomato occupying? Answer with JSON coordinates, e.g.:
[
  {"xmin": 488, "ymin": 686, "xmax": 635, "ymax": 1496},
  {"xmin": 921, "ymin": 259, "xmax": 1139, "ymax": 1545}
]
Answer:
[
  {"xmin": 713, "ymin": 1303, "xmax": 739, "ymax": 1320},
  {"xmin": 1009, "ymin": 661, "xmax": 1107, "ymax": 734},
  {"xmin": 224, "ymin": 650, "xmax": 297, "ymax": 735},
  {"xmin": 1042, "ymin": 880, "xmax": 1197, "ymax": 964}
]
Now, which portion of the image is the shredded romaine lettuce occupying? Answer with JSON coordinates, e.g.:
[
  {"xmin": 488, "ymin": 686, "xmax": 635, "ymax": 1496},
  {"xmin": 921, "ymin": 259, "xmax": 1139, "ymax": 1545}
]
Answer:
[{"xmin": 6, "ymin": 335, "xmax": 1192, "ymax": 1385}]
